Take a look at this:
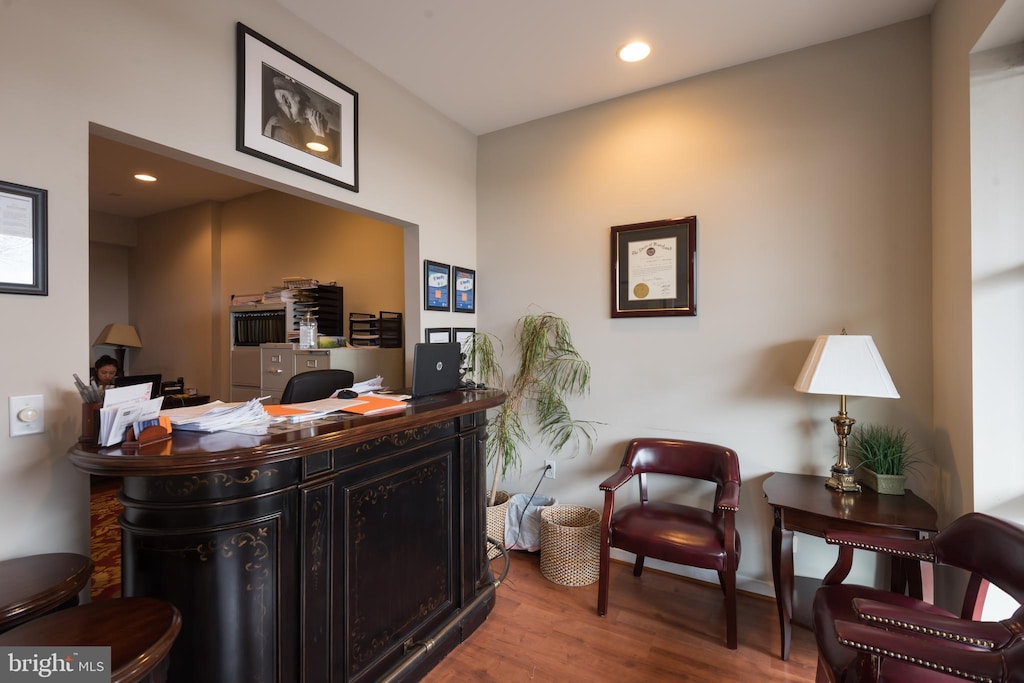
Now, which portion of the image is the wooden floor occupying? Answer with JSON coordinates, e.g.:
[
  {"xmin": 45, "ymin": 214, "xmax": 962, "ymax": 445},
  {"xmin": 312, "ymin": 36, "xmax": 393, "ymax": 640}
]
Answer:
[{"xmin": 423, "ymin": 551, "xmax": 818, "ymax": 682}]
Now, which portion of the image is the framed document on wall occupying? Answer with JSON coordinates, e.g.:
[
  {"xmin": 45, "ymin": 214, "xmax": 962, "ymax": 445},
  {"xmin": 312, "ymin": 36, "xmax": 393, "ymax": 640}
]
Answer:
[
  {"xmin": 452, "ymin": 266, "xmax": 476, "ymax": 313},
  {"xmin": 0, "ymin": 180, "xmax": 47, "ymax": 296},
  {"xmin": 425, "ymin": 328, "xmax": 453, "ymax": 344},
  {"xmin": 423, "ymin": 260, "xmax": 451, "ymax": 311},
  {"xmin": 611, "ymin": 216, "xmax": 696, "ymax": 318}
]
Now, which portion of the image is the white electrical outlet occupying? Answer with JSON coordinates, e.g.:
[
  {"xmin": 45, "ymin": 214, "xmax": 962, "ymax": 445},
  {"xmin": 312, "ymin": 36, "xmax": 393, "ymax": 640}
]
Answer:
[
  {"xmin": 544, "ymin": 459, "xmax": 556, "ymax": 479},
  {"xmin": 10, "ymin": 394, "xmax": 44, "ymax": 437}
]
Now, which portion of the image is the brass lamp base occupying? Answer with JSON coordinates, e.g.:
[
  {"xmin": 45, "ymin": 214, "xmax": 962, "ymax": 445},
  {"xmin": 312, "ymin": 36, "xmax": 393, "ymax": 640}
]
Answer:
[{"xmin": 825, "ymin": 465, "xmax": 861, "ymax": 493}]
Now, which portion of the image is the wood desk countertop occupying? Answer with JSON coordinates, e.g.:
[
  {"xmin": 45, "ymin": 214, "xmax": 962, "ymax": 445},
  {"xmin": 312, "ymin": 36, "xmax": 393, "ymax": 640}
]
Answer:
[{"xmin": 70, "ymin": 389, "xmax": 505, "ymax": 476}]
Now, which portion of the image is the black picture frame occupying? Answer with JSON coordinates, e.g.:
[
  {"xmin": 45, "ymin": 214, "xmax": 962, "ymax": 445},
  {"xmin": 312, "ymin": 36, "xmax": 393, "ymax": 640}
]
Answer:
[
  {"xmin": 425, "ymin": 327, "xmax": 453, "ymax": 344},
  {"xmin": 423, "ymin": 260, "xmax": 451, "ymax": 311},
  {"xmin": 0, "ymin": 180, "xmax": 47, "ymax": 296},
  {"xmin": 611, "ymin": 216, "xmax": 697, "ymax": 318},
  {"xmin": 452, "ymin": 266, "xmax": 476, "ymax": 314},
  {"xmin": 453, "ymin": 327, "xmax": 476, "ymax": 347},
  {"xmin": 236, "ymin": 23, "xmax": 358, "ymax": 192}
]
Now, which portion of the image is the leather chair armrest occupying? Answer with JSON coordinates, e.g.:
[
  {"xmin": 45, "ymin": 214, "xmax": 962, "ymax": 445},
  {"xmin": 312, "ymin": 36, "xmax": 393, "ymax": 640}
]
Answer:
[
  {"xmin": 599, "ymin": 466, "xmax": 633, "ymax": 492},
  {"xmin": 852, "ymin": 598, "xmax": 1016, "ymax": 649},
  {"xmin": 717, "ymin": 480, "xmax": 740, "ymax": 511},
  {"xmin": 824, "ymin": 529, "xmax": 936, "ymax": 562},
  {"xmin": 834, "ymin": 619, "xmax": 1005, "ymax": 681}
]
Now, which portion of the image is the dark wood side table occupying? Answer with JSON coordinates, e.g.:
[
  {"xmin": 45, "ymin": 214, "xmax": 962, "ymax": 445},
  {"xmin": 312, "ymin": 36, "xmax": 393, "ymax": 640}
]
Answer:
[
  {"xmin": 762, "ymin": 472, "xmax": 938, "ymax": 661},
  {"xmin": 0, "ymin": 553, "xmax": 94, "ymax": 632}
]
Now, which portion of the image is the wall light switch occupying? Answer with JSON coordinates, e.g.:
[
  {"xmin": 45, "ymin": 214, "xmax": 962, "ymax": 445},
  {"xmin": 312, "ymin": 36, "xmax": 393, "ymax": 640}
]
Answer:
[{"xmin": 10, "ymin": 394, "xmax": 44, "ymax": 437}]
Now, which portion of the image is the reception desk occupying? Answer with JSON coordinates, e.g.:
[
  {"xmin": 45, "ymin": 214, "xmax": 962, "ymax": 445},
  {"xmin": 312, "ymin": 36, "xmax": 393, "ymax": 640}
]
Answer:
[{"xmin": 68, "ymin": 389, "xmax": 505, "ymax": 683}]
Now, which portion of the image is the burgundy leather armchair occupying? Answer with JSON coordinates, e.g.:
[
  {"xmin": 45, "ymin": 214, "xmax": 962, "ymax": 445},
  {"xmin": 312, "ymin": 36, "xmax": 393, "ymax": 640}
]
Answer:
[
  {"xmin": 596, "ymin": 438, "xmax": 741, "ymax": 648},
  {"xmin": 813, "ymin": 512, "xmax": 1024, "ymax": 682}
]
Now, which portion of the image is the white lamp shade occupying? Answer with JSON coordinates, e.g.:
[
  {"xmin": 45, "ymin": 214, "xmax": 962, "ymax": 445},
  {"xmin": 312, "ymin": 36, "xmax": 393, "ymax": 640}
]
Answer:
[
  {"xmin": 93, "ymin": 323, "xmax": 143, "ymax": 349},
  {"xmin": 794, "ymin": 335, "xmax": 899, "ymax": 398}
]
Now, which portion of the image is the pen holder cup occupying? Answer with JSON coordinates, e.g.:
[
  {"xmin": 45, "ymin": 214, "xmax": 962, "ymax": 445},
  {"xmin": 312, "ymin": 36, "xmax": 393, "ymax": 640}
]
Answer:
[{"xmin": 80, "ymin": 402, "xmax": 101, "ymax": 445}]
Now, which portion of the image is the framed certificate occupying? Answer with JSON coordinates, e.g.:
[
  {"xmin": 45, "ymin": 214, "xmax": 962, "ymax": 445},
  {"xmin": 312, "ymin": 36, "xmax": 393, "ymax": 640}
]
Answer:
[
  {"xmin": 425, "ymin": 327, "xmax": 453, "ymax": 344},
  {"xmin": 452, "ymin": 266, "xmax": 475, "ymax": 313},
  {"xmin": 423, "ymin": 260, "xmax": 451, "ymax": 311},
  {"xmin": 610, "ymin": 216, "xmax": 696, "ymax": 318},
  {"xmin": 0, "ymin": 180, "xmax": 47, "ymax": 296}
]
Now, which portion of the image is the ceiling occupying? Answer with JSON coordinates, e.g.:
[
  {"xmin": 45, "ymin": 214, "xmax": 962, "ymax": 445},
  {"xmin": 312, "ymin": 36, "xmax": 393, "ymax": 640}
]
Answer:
[
  {"xmin": 279, "ymin": 0, "xmax": 938, "ymax": 135},
  {"xmin": 91, "ymin": 0, "xmax": 939, "ymax": 219}
]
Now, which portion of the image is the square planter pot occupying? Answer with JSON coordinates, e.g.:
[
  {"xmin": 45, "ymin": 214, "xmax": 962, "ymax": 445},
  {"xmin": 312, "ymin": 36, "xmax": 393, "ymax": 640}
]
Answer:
[{"xmin": 858, "ymin": 467, "xmax": 906, "ymax": 495}]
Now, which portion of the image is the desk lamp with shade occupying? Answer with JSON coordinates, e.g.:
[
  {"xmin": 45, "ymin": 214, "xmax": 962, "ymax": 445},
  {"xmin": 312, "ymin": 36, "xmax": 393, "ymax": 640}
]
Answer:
[
  {"xmin": 794, "ymin": 331, "xmax": 900, "ymax": 492},
  {"xmin": 93, "ymin": 323, "xmax": 143, "ymax": 375}
]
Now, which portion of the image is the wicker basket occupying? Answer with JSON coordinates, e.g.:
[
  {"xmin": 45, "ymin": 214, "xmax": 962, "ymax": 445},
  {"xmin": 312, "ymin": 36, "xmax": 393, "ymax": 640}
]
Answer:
[
  {"xmin": 539, "ymin": 505, "xmax": 601, "ymax": 586},
  {"xmin": 486, "ymin": 491, "xmax": 511, "ymax": 560}
]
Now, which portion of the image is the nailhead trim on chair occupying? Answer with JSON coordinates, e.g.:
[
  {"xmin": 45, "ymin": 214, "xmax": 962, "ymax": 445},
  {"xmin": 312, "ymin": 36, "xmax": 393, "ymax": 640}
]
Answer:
[
  {"xmin": 836, "ymin": 636, "xmax": 993, "ymax": 683},
  {"xmin": 829, "ymin": 538, "xmax": 935, "ymax": 561},
  {"xmin": 857, "ymin": 612, "xmax": 997, "ymax": 648}
]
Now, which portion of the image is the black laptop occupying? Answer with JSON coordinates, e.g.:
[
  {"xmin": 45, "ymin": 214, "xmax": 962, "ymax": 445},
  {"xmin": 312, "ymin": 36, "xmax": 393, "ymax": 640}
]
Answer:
[{"xmin": 410, "ymin": 342, "xmax": 462, "ymax": 398}]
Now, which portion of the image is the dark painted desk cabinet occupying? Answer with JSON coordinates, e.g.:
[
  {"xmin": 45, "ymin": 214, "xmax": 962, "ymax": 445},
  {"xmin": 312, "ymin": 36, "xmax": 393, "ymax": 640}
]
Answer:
[{"xmin": 69, "ymin": 390, "xmax": 505, "ymax": 682}]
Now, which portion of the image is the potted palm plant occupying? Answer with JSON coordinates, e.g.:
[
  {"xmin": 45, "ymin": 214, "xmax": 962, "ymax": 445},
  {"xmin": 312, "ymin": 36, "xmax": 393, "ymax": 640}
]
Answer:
[
  {"xmin": 850, "ymin": 424, "xmax": 919, "ymax": 495},
  {"xmin": 466, "ymin": 312, "xmax": 597, "ymax": 511}
]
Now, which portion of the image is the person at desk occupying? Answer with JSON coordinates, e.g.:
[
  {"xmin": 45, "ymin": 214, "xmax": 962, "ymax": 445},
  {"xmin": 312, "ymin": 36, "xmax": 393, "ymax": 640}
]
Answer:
[{"xmin": 92, "ymin": 355, "xmax": 119, "ymax": 390}]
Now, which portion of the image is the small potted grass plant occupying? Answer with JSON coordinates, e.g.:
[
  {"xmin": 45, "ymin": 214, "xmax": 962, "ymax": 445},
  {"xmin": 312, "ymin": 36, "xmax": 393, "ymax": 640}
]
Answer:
[{"xmin": 850, "ymin": 424, "xmax": 919, "ymax": 495}]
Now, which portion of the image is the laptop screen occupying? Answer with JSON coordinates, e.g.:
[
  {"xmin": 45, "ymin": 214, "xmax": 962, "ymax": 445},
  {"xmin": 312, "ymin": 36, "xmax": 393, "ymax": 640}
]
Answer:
[{"xmin": 410, "ymin": 342, "xmax": 462, "ymax": 398}]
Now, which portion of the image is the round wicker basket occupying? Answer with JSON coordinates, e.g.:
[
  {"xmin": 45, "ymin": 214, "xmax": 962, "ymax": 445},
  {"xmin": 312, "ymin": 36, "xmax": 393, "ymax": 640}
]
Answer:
[
  {"xmin": 486, "ymin": 490, "xmax": 510, "ymax": 560},
  {"xmin": 539, "ymin": 504, "xmax": 601, "ymax": 586}
]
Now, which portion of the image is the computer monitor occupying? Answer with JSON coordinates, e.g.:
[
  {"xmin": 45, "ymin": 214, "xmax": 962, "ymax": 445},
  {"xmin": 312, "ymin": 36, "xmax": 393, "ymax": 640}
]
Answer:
[{"xmin": 113, "ymin": 374, "xmax": 162, "ymax": 399}]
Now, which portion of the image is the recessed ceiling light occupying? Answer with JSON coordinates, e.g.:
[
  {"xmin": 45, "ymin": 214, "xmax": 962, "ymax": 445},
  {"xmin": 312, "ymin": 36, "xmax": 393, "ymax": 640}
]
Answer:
[
  {"xmin": 618, "ymin": 41, "xmax": 651, "ymax": 63},
  {"xmin": 133, "ymin": 173, "xmax": 157, "ymax": 182},
  {"xmin": 306, "ymin": 141, "xmax": 329, "ymax": 153}
]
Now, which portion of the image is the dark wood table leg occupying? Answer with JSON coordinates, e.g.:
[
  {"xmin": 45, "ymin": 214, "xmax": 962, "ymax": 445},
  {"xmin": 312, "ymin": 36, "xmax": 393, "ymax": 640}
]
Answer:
[{"xmin": 771, "ymin": 508, "xmax": 793, "ymax": 661}]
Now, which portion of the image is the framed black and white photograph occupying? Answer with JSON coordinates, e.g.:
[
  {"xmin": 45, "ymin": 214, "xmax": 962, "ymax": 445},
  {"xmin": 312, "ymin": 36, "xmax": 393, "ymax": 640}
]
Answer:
[
  {"xmin": 236, "ymin": 23, "xmax": 358, "ymax": 191},
  {"xmin": 611, "ymin": 216, "xmax": 697, "ymax": 318},
  {"xmin": 423, "ymin": 260, "xmax": 451, "ymax": 311},
  {"xmin": 452, "ymin": 266, "xmax": 476, "ymax": 314},
  {"xmin": 425, "ymin": 327, "xmax": 453, "ymax": 344},
  {"xmin": 0, "ymin": 180, "xmax": 47, "ymax": 296}
]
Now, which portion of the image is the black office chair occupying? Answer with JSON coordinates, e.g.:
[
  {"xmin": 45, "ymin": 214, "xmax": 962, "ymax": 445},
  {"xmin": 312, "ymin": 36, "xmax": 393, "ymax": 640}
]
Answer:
[{"xmin": 280, "ymin": 369, "xmax": 355, "ymax": 404}]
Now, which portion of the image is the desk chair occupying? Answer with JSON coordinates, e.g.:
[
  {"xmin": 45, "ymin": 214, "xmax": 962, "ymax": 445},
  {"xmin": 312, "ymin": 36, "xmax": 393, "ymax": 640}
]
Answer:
[
  {"xmin": 280, "ymin": 369, "xmax": 355, "ymax": 404},
  {"xmin": 812, "ymin": 512, "xmax": 1024, "ymax": 683},
  {"xmin": 596, "ymin": 437, "xmax": 742, "ymax": 649}
]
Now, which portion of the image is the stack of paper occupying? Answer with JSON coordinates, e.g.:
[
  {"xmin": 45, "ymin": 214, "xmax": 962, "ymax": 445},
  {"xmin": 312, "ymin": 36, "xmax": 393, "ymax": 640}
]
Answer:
[
  {"xmin": 162, "ymin": 399, "xmax": 274, "ymax": 435},
  {"xmin": 98, "ymin": 383, "xmax": 163, "ymax": 447}
]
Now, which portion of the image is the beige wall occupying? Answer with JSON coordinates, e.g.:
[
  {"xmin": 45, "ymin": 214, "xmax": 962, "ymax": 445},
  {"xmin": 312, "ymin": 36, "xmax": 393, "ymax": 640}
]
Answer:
[
  {"xmin": 90, "ymin": 191, "xmax": 404, "ymax": 400},
  {"xmin": 478, "ymin": 19, "xmax": 933, "ymax": 595},
  {"xmin": 931, "ymin": 0, "xmax": 1006, "ymax": 521},
  {"xmin": 0, "ymin": 0, "xmax": 477, "ymax": 560},
  {"xmin": 132, "ymin": 202, "xmax": 220, "ymax": 392}
]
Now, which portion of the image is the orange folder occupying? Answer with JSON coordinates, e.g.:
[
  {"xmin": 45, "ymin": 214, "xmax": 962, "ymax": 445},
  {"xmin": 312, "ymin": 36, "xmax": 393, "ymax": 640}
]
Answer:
[{"xmin": 341, "ymin": 395, "xmax": 408, "ymax": 416}]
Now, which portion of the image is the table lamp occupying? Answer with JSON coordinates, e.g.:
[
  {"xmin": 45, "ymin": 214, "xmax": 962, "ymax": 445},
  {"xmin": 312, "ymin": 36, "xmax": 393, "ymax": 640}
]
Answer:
[
  {"xmin": 794, "ymin": 331, "xmax": 899, "ymax": 492},
  {"xmin": 93, "ymin": 323, "xmax": 143, "ymax": 375}
]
